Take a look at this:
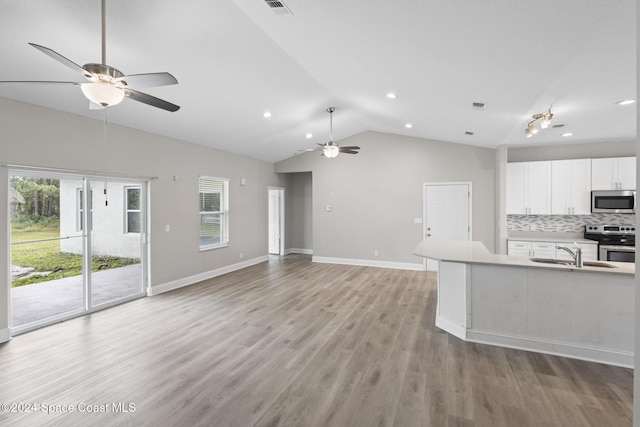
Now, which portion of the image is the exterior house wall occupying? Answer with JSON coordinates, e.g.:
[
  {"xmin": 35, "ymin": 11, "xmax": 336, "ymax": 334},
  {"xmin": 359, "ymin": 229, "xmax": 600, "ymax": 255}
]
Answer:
[{"xmin": 59, "ymin": 180, "xmax": 142, "ymax": 259}]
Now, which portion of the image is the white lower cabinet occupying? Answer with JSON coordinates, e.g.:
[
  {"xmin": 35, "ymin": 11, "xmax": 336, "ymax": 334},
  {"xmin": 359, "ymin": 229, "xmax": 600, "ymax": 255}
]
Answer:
[
  {"xmin": 555, "ymin": 242, "xmax": 598, "ymax": 261},
  {"xmin": 508, "ymin": 240, "xmax": 598, "ymax": 261},
  {"xmin": 507, "ymin": 241, "xmax": 531, "ymax": 256},
  {"xmin": 531, "ymin": 242, "xmax": 556, "ymax": 258}
]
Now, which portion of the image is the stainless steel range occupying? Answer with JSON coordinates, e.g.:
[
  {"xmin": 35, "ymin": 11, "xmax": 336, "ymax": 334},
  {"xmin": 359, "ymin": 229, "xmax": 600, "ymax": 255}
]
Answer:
[{"xmin": 584, "ymin": 224, "xmax": 636, "ymax": 263}]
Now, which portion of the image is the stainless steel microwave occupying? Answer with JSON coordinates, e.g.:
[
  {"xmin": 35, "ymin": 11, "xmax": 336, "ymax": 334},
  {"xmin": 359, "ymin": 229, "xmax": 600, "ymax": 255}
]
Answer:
[{"xmin": 591, "ymin": 190, "xmax": 636, "ymax": 214}]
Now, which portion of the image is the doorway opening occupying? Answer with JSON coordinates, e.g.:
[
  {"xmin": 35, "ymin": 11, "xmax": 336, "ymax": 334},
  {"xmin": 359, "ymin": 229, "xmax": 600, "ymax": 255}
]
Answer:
[
  {"xmin": 9, "ymin": 170, "xmax": 148, "ymax": 334},
  {"xmin": 268, "ymin": 187, "xmax": 285, "ymax": 256},
  {"xmin": 423, "ymin": 182, "xmax": 472, "ymax": 271}
]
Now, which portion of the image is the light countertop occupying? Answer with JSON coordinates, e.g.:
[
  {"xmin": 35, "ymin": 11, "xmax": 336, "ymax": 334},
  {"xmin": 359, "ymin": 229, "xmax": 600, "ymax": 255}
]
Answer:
[
  {"xmin": 413, "ymin": 239, "xmax": 634, "ymax": 275},
  {"xmin": 508, "ymin": 232, "xmax": 597, "ymax": 245}
]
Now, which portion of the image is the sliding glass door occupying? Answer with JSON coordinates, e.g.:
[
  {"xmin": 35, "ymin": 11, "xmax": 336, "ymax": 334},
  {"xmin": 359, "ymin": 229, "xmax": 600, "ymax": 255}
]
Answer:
[
  {"xmin": 88, "ymin": 179, "xmax": 145, "ymax": 307},
  {"xmin": 10, "ymin": 174, "xmax": 85, "ymax": 328},
  {"xmin": 9, "ymin": 171, "xmax": 147, "ymax": 333}
]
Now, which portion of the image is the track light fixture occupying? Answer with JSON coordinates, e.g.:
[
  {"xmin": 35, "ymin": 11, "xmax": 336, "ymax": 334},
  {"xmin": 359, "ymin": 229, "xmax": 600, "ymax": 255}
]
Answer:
[{"xmin": 524, "ymin": 108, "xmax": 554, "ymax": 138}]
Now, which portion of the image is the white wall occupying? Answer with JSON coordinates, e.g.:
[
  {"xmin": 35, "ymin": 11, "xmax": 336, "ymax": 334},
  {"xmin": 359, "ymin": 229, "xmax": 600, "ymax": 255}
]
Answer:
[
  {"xmin": 0, "ymin": 97, "xmax": 286, "ymax": 334},
  {"xmin": 634, "ymin": 0, "xmax": 639, "ymax": 421},
  {"xmin": 276, "ymin": 131, "xmax": 496, "ymax": 266},
  {"xmin": 508, "ymin": 140, "xmax": 635, "ymax": 162}
]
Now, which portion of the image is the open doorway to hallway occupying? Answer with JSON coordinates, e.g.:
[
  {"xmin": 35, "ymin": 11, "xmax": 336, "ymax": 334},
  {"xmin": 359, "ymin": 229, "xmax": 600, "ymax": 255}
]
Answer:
[{"xmin": 268, "ymin": 187, "xmax": 285, "ymax": 256}]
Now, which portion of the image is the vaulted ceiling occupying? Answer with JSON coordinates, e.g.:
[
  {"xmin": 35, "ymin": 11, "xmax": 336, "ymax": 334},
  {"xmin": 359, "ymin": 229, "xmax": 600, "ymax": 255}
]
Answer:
[{"xmin": 0, "ymin": 0, "xmax": 635, "ymax": 162}]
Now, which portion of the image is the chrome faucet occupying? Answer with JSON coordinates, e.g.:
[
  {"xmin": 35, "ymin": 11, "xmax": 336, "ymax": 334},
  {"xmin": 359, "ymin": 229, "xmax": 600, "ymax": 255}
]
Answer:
[{"xmin": 556, "ymin": 242, "xmax": 583, "ymax": 268}]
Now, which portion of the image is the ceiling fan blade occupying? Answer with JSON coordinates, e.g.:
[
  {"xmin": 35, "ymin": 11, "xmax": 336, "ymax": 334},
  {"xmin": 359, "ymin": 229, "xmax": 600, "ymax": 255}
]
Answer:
[
  {"xmin": 124, "ymin": 88, "xmax": 180, "ymax": 112},
  {"xmin": 116, "ymin": 72, "xmax": 178, "ymax": 89},
  {"xmin": 0, "ymin": 80, "xmax": 81, "ymax": 85},
  {"xmin": 28, "ymin": 43, "xmax": 87, "ymax": 75},
  {"xmin": 339, "ymin": 146, "xmax": 361, "ymax": 150},
  {"xmin": 340, "ymin": 150, "xmax": 359, "ymax": 155}
]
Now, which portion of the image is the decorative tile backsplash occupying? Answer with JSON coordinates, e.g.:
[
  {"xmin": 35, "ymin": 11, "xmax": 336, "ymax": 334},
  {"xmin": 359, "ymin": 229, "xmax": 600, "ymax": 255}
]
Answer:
[{"xmin": 507, "ymin": 214, "xmax": 636, "ymax": 233}]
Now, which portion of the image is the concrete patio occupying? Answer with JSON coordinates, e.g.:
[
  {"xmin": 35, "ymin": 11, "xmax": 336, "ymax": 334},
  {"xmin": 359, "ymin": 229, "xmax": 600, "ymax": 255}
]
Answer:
[{"xmin": 11, "ymin": 263, "xmax": 143, "ymax": 327}]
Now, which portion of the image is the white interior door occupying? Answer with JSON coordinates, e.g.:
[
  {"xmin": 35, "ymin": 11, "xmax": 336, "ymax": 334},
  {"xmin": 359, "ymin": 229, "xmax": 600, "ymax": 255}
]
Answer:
[
  {"xmin": 268, "ymin": 188, "xmax": 284, "ymax": 255},
  {"xmin": 424, "ymin": 183, "xmax": 471, "ymax": 271}
]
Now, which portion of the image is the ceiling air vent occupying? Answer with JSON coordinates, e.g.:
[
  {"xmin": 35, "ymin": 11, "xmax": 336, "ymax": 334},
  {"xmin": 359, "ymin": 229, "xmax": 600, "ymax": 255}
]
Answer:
[
  {"xmin": 265, "ymin": 0, "xmax": 293, "ymax": 15},
  {"xmin": 472, "ymin": 102, "xmax": 486, "ymax": 110}
]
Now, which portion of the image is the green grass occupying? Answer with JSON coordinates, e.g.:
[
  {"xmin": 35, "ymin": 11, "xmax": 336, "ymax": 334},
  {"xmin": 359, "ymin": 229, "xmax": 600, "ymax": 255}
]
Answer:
[{"xmin": 11, "ymin": 221, "xmax": 139, "ymax": 288}]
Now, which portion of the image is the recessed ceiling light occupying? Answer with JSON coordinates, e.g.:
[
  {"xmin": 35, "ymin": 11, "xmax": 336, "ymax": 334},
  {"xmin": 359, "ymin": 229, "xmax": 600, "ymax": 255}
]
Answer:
[
  {"xmin": 387, "ymin": 92, "xmax": 397, "ymax": 99},
  {"xmin": 404, "ymin": 123, "xmax": 413, "ymax": 128},
  {"xmin": 562, "ymin": 132, "xmax": 573, "ymax": 137},
  {"xmin": 305, "ymin": 133, "xmax": 313, "ymax": 139},
  {"xmin": 616, "ymin": 99, "xmax": 635, "ymax": 106},
  {"xmin": 263, "ymin": 111, "xmax": 272, "ymax": 118}
]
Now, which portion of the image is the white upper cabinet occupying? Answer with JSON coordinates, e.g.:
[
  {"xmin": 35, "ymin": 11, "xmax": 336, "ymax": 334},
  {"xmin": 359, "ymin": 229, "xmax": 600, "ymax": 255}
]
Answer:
[
  {"xmin": 507, "ymin": 161, "xmax": 552, "ymax": 215},
  {"xmin": 551, "ymin": 159, "xmax": 591, "ymax": 215},
  {"xmin": 591, "ymin": 157, "xmax": 636, "ymax": 190},
  {"xmin": 617, "ymin": 157, "xmax": 636, "ymax": 190}
]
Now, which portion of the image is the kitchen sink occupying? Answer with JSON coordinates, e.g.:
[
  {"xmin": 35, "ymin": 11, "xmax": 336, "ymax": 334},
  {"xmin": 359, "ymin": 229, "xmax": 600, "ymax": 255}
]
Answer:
[
  {"xmin": 529, "ymin": 258, "xmax": 616, "ymax": 268},
  {"xmin": 582, "ymin": 261, "xmax": 616, "ymax": 268},
  {"xmin": 529, "ymin": 258, "xmax": 573, "ymax": 265}
]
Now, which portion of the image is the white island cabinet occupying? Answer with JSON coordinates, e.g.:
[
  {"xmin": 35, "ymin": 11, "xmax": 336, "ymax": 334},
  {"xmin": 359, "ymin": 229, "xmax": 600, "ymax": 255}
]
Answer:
[{"xmin": 413, "ymin": 239, "xmax": 634, "ymax": 367}]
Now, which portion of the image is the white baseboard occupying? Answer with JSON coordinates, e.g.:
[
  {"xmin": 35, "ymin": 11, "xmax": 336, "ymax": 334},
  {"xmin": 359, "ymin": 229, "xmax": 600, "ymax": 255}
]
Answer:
[
  {"xmin": 0, "ymin": 328, "xmax": 10, "ymax": 344},
  {"xmin": 467, "ymin": 330, "xmax": 633, "ymax": 369},
  {"xmin": 435, "ymin": 315, "xmax": 466, "ymax": 341},
  {"xmin": 312, "ymin": 256, "xmax": 424, "ymax": 271},
  {"xmin": 149, "ymin": 255, "xmax": 269, "ymax": 296},
  {"xmin": 285, "ymin": 248, "xmax": 313, "ymax": 255}
]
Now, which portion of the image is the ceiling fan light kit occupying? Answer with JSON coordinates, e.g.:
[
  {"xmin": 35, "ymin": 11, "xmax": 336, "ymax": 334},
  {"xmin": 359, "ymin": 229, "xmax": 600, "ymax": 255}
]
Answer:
[
  {"xmin": 323, "ymin": 143, "xmax": 340, "ymax": 158},
  {"xmin": 81, "ymin": 82, "xmax": 124, "ymax": 107},
  {"xmin": 524, "ymin": 108, "xmax": 554, "ymax": 138}
]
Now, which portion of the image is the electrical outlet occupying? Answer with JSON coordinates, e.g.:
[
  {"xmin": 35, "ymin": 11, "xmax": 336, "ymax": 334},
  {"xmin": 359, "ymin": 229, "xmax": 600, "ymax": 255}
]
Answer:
[
  {"xmin": 165, "ymin": 224, "xmax": 170, "ymax": 232},
  {"xmin": 240, "ymin": 252, "xmax": 244, "ymax": 259},
  {"xmin": 374, "ymin": 250, "xmax": 379, "ymax": 257}
]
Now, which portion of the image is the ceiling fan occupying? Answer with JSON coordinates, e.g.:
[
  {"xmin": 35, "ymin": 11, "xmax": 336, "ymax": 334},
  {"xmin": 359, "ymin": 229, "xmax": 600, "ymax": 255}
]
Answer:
[
  {"xmin": 301, "ymin": 107, "xmax": 360, "ymax": 158},
  {"xmin": 0, "ymin": 0, "xmax": 179, "ymax": 112}
]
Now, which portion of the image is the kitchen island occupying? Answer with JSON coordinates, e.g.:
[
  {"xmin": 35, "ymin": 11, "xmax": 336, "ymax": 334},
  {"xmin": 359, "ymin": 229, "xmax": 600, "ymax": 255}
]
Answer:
[{"xmin": 413, "ymin": 239, "xmax": 635, "ymax": 367}]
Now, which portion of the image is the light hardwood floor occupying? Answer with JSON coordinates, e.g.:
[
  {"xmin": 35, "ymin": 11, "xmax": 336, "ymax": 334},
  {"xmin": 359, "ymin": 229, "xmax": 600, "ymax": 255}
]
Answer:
[{"xmin": 0, "ymin": 255, "xmax": 633, "ymax": 426}]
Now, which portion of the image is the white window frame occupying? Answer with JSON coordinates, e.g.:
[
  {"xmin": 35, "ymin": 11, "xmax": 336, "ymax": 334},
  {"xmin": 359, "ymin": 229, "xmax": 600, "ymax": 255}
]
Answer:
[
  {"xmin": 124, "ymin": 186, "xmax": 141, "ymax": 234},
  {"xmin": 76, "ymin": 188, "xmax": 93, "ymax": 231},
  {"xmin": 199, "ymin": 176, "xmax": 229, "ymax": 251}
]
